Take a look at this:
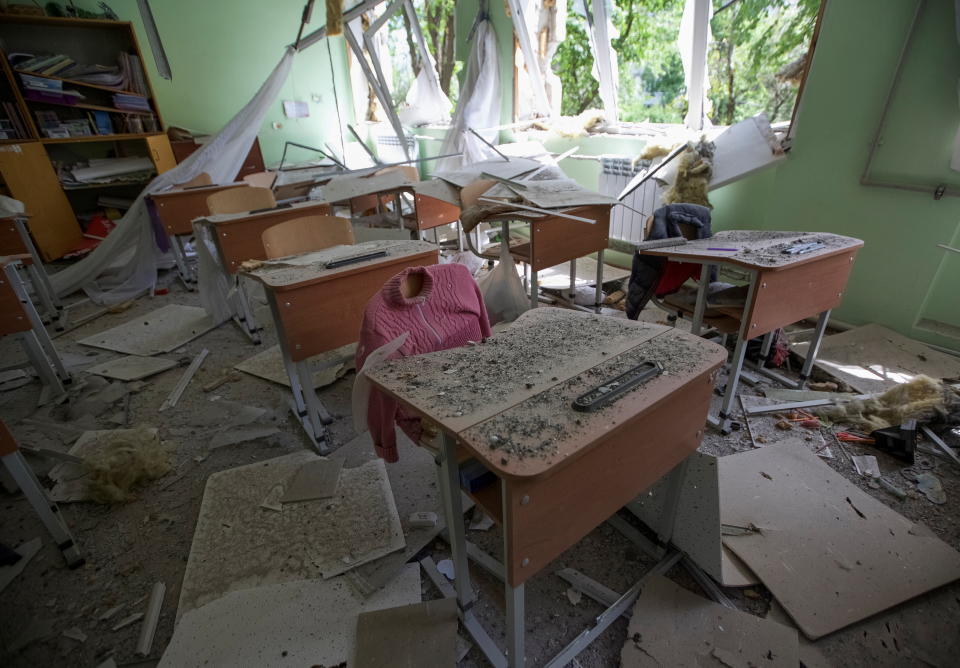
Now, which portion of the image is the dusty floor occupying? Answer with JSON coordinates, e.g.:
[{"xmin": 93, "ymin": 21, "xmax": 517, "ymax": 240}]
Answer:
[{"xmin": 1, "ymin": 268, "xmax": 959, "ymax": 667}]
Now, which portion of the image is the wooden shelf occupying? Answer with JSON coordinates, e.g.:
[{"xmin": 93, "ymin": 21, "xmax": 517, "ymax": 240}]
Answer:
[
  {"xmin": 62, "ymin": 179, "xmax": 152, "ymax": 191},
  {"xmin": 41, "ymin": 132, "xmax": 164, "ymax": 144},
  {"xmin": 14, "ymin": 68, "xmax": 142, "ymax": 97},
  {"xmin": 24, "ymin": 96, "xmax": 154, "ymax": 116},
  {"xmin": 0, "ymin": 13, "xmax": 130, "ymax": 29},
  {"xmin": 0, "ymin": 137, "xmax": 33, "ymax": 144}
]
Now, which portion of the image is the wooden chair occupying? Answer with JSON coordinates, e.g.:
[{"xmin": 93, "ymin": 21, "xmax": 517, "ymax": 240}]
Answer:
[
  {"xmin": 207, "ymin": 186, "xmax": 276, "ymax": 215},
  {"xmin": 243, "ymin": 171, "xmax": 277, "ymax": 189},
  {"xmin": 261, "ymin": 215, "xmax": 356, "ymax": 259},
  {"xmin": 176, "ymin": 172, "xmax": 212, "ymax": 189},
  {"xmin": 349, "ymin": 165, "xmax": 421, "ymax": 217}
]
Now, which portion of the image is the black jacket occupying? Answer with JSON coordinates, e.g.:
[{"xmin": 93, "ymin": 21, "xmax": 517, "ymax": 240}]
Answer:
[{"xmin": 625, "ymin": 203, "xmax": 712, "ymax": 320}]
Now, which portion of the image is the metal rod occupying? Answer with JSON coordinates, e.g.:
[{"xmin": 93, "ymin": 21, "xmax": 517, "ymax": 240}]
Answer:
[
  {"xmin": 468, "ymin": 127, "xmax": 510, "ymax": 161},
  {"xmin": 618, "ymin": 144, "xmax": 686, "ymax": 200},
  {"xmin": 938, "ymin": 243, "xmax": 960, "ymax": 254},
  {"xmin": 347, "ymin": 124, "xmax": 383, "ymax": 165}
]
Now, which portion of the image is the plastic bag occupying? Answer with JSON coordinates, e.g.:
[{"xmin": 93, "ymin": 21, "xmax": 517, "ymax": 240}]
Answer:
[{"xmin": 478, "ymin": 240, "xmax": 529, "ymax": 325}]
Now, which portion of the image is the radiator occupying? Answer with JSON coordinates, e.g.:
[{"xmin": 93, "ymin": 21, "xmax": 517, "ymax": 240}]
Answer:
[{"xmin": 598, "ymin": 157, "xmax": 661, "ymax": 243}]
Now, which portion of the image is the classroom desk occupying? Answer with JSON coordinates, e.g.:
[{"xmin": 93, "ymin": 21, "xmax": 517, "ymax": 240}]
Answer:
[
  {"xmin": 148, "ymin": 182, "xmax": 249, "ymax": 287},
  {"xmin": 323, "ymin": 172, "xmax": 462, "ymax": 237},
  {"xmin": 0, "ymin": 214, "xmax": 63, "ymax": 327},
  {"xmin": 367, "ymin": 308, "xmax": 727, "ymax": 667},
  {"xmin": 0, "ymin": 255, "xmax": 70, "ymax": 394},
  {"xmin": 473, "ymin": 204, "xmax": 613, "ymax": 311},
  {"xmin": 192, "ymin": 200, "xmax": 333, "ymax": 343},
  {"xmin": 242, "ymin": 239, "xmax": 438, "ymax": 451},
  {"xmin": 640, "ymin": 230, "xmax": 863, "ymax": 433}
]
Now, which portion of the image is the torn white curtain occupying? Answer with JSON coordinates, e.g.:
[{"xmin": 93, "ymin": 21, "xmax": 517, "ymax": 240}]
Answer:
[
  {"xmin": 582, "ymin": 0, "xmax": 618, "ymax": 123},
  {"xmin": 436, "ymin": 15, "xmax": 501, "ymax": 172},
  {"xmin": 49, "ymin": 48, "xmax": 295, "ymax": 305},
  {"xmin": 398, "ymin": 0, "xmax": 451, "ymax": 126},
  {"xmin": 680, "ymin": 0, "xmax": 713, "ymax": 130}
]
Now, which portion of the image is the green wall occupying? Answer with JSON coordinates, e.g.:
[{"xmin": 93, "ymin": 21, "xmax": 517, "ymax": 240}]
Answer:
[
  {"xmin": 78, "ymin": 0, "xmax": 355, "ymax": 166},
  {"xmin": 707, "ymin": 0, "xmax": 960, "ymax": 351},
  {"xmin": 455, "ymin": 0, "xmax": 960, "ymax": 351}
]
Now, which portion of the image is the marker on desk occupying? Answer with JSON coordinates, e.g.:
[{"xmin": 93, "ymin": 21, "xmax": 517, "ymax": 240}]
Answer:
[{"xmin": 707, "ymin": 247, "xmax": 738, "ymax": 251}]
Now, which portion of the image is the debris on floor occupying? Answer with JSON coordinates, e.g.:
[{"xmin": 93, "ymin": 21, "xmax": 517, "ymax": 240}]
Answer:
[{"xmin": 620, "ymin": 575, "xmax": 798, "ymax": 667}]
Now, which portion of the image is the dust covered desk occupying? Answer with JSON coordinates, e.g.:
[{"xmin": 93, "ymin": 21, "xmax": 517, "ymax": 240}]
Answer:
[
  {"xmin": 640, "ymin": 230, "xmax": 863, "ymax": 432},
  {"xmin": 242, "ymin": 239, "xmax": 437, "ymax": 450},
  {"xmin": 367, "ymin": 308, "xmax": 726, "ymax": 666},
  {"xmin": 192, "ymin": 200, "xmax": 334, "ymax": 343}
]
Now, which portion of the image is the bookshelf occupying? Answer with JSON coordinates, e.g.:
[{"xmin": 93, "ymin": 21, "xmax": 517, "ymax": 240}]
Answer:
[{"xmin": 0, "ymin": 13, "xmax": 175, "ymax": 260}]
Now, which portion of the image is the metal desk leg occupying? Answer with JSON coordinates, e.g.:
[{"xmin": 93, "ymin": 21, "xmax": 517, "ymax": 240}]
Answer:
[
  {"xmin": 233, "ymin": 280, "xmax": 263, "ymax": 344},
  {"xmin": 169, "ymin": 235, "xmax": 195, "ymax": 290},
  {"xmin": 14, "ymin": 218, "xmax": 63, "ymax": 309},
  {"xmin": 760, "ymin": 331, "xmax": 774, "ymax": 360},
  {"xmin": 438, "ymin": 433, "xmax": 474, "ymax": 607},
  {"xmin": 594, "ymin": 249, "xmax": 605, "ymax": 313},
  {"xmin": 18, "ymin": 331, "xmax": 65, "ymax": 394},
  {"xmin": 799, "ymin": 309, "xmax": 831, "ymax": 387},
  {"xmin": 501, "ymin": 479, "xmax": 525, "ymax": 666},
  {"xmin": 568, "ymin": 258, "xmax": 577, "ymax": 301},
  {"xmin": 268, "ymin": 295, "xmax": 330, "ymax": 453},
  {"xmin": 2, "ymin": 450, "xmax": 83, "ymax": 568},
  {"xmin": 529, "ymin": 268, "xmax": 539, "ymax": 310},
  {"xmin": 5, "ymin": 265, "xmax": 69, "ymax": 385},
  {"xmin": 294, "ymin": 360, "xmax": 331, "ymax": 453},
  {"xmin": 712, "ymin": 271, "xmax": 758, "ymax": 434},
  {"xmin": 691, "ymin": 264, "xmax": 711, "ymax": 336},
  {"xmin": 25, "ymin": 264, "xmax": 61, "ymax": 328}
]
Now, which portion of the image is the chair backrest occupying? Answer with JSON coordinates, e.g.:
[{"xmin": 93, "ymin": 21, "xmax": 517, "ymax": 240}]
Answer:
[
  {"xmin": 460, "ymin": 179, "xmax": 496, "ymax": 209},
  {"xmin": 261, "ymin": 215, "xmax": 356, "ymax": 259},
  {"xmin": 176, "ymin": 172, "xmax": 212, "ymax": 189},
  {"xmin": 243, "ymin": 171, "xmax": 277, "ymax": 189},
  {"xmin": 206, "ymin": 186, "xmax": 276, "ymax": 215}
]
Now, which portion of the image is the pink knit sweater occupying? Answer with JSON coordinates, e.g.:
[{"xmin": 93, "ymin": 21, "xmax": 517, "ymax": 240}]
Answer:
[{"xmin": 356, "ymin": 263, "xmax": 491, "ymax": 462}]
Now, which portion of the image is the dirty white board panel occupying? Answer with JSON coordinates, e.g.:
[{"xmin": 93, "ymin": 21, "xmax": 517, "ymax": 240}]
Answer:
[
  {"xmin": 234, "ymin": 343, "xmax": 356, "ymax": 389},
  {"xmin": 720, "ymin": 443, "xmax": 960, "ymax": 639},
  {"xmin": 620, "ymin": 575, "xmax": 798, "ymax": 667},
  {"xmin": 77, "ymin": 305, "xmax": 217, "ymax": 356},
  {"xmin": 792, "ymin": 323, "xmax": 960, "ymax": 394},
  {"xmin": 176, "ymin": 452, "xmax": 405, "ymax": 619},
  {"xmin": 84, "ymin": 355, "xmax": 178, "ymax": 381},
  {"xmin": 627, "ymin": 452, "xmax": 758, "ymax": 588},
  {"xmin": 160, "ymin": 564, "xmax": 421, "ymax": 668}
]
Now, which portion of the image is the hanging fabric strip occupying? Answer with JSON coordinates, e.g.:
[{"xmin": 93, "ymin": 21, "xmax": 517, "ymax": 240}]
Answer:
[
  {"xmin": 49, "ymin": 48, "xmax": 295, "ymax": 304},
  {"xmin": 435, "ymin": 13, "xmax": 501, "ymax": 172}
]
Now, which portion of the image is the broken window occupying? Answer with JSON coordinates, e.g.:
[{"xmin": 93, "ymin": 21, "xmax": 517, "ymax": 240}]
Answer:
[{"xmin": 528, "ymin": 0, "xmax": 821, "ymax": 129}]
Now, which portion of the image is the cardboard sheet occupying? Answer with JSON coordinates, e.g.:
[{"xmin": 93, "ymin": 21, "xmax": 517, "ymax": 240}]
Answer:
[
  {"xmin": 280, "ymin": 458, "xmax": 343, "ymax": 503},
  {"xmin": 354, "ymin": 598, "xmax": 458, "ymax": 668},
  {"xmin": 234, "ymin": 343, "xmax": 355, "ymax": 389},
  {"xmin": 160, "ymin": 564, "xmax": 421, "ymax": 668},
  {"xmin": 177, "ymin": 452, "xmax": 405, "ymax": 619},
  {"xmin": 83, "ymin": 355, "xmax": 178, "ymax": 381},
  {"xmin": 792, "ymin": 323, "xmax": 960, "ymax": 394},
  {"xmin": 78, "ymin": 305, "xmax": 217, "ymax": 356},
  {"xmin": 620, "ymin": 575, "xmax": 798, "ymax": 667},
  {"xmin": 720, "ymin": 443, "xmax": 960, "ymax": 639}
]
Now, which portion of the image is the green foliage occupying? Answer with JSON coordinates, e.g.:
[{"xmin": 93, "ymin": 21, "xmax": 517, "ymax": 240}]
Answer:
[{"xmin": 552, "ymin": 0, "xmax": 819, "ymax": 126}]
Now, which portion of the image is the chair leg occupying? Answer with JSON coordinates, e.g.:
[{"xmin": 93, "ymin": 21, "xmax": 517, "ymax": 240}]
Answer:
[{"xmin": 2, "ymin": 451, "xmax": 84, "ymax": 568}]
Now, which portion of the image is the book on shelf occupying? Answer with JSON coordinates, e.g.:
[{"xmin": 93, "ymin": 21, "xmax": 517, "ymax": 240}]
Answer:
[
  {"xmin": 60, "ymin": 63, "xmax": 125, "ymax": 89},
  {"xmin": 1, "ymin": 101, "xmax": 28, "ymax": 139},
  {"xmin": 118, "ymin": 52, "xmax": 148, "ymax": 96},
  {"xmin": 16, "ymin": 53, "xmax": 66, "ymax": 73},
  {"xmin": 40, "ymin": 56, "xmax": 74, "ymax": 77},
  {"xmin": 113, "ymin": 93, "xmax": 151, "ymax": 112},
  {"xmin": 19, "ymin": 73, "xmax": 62, "ymax": 91}
]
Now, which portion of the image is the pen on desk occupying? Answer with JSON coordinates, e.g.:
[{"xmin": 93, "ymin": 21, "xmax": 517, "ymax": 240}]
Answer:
[{"xmin": 707, "ymin": 247, "xmax": 738, "ymax": 251}]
